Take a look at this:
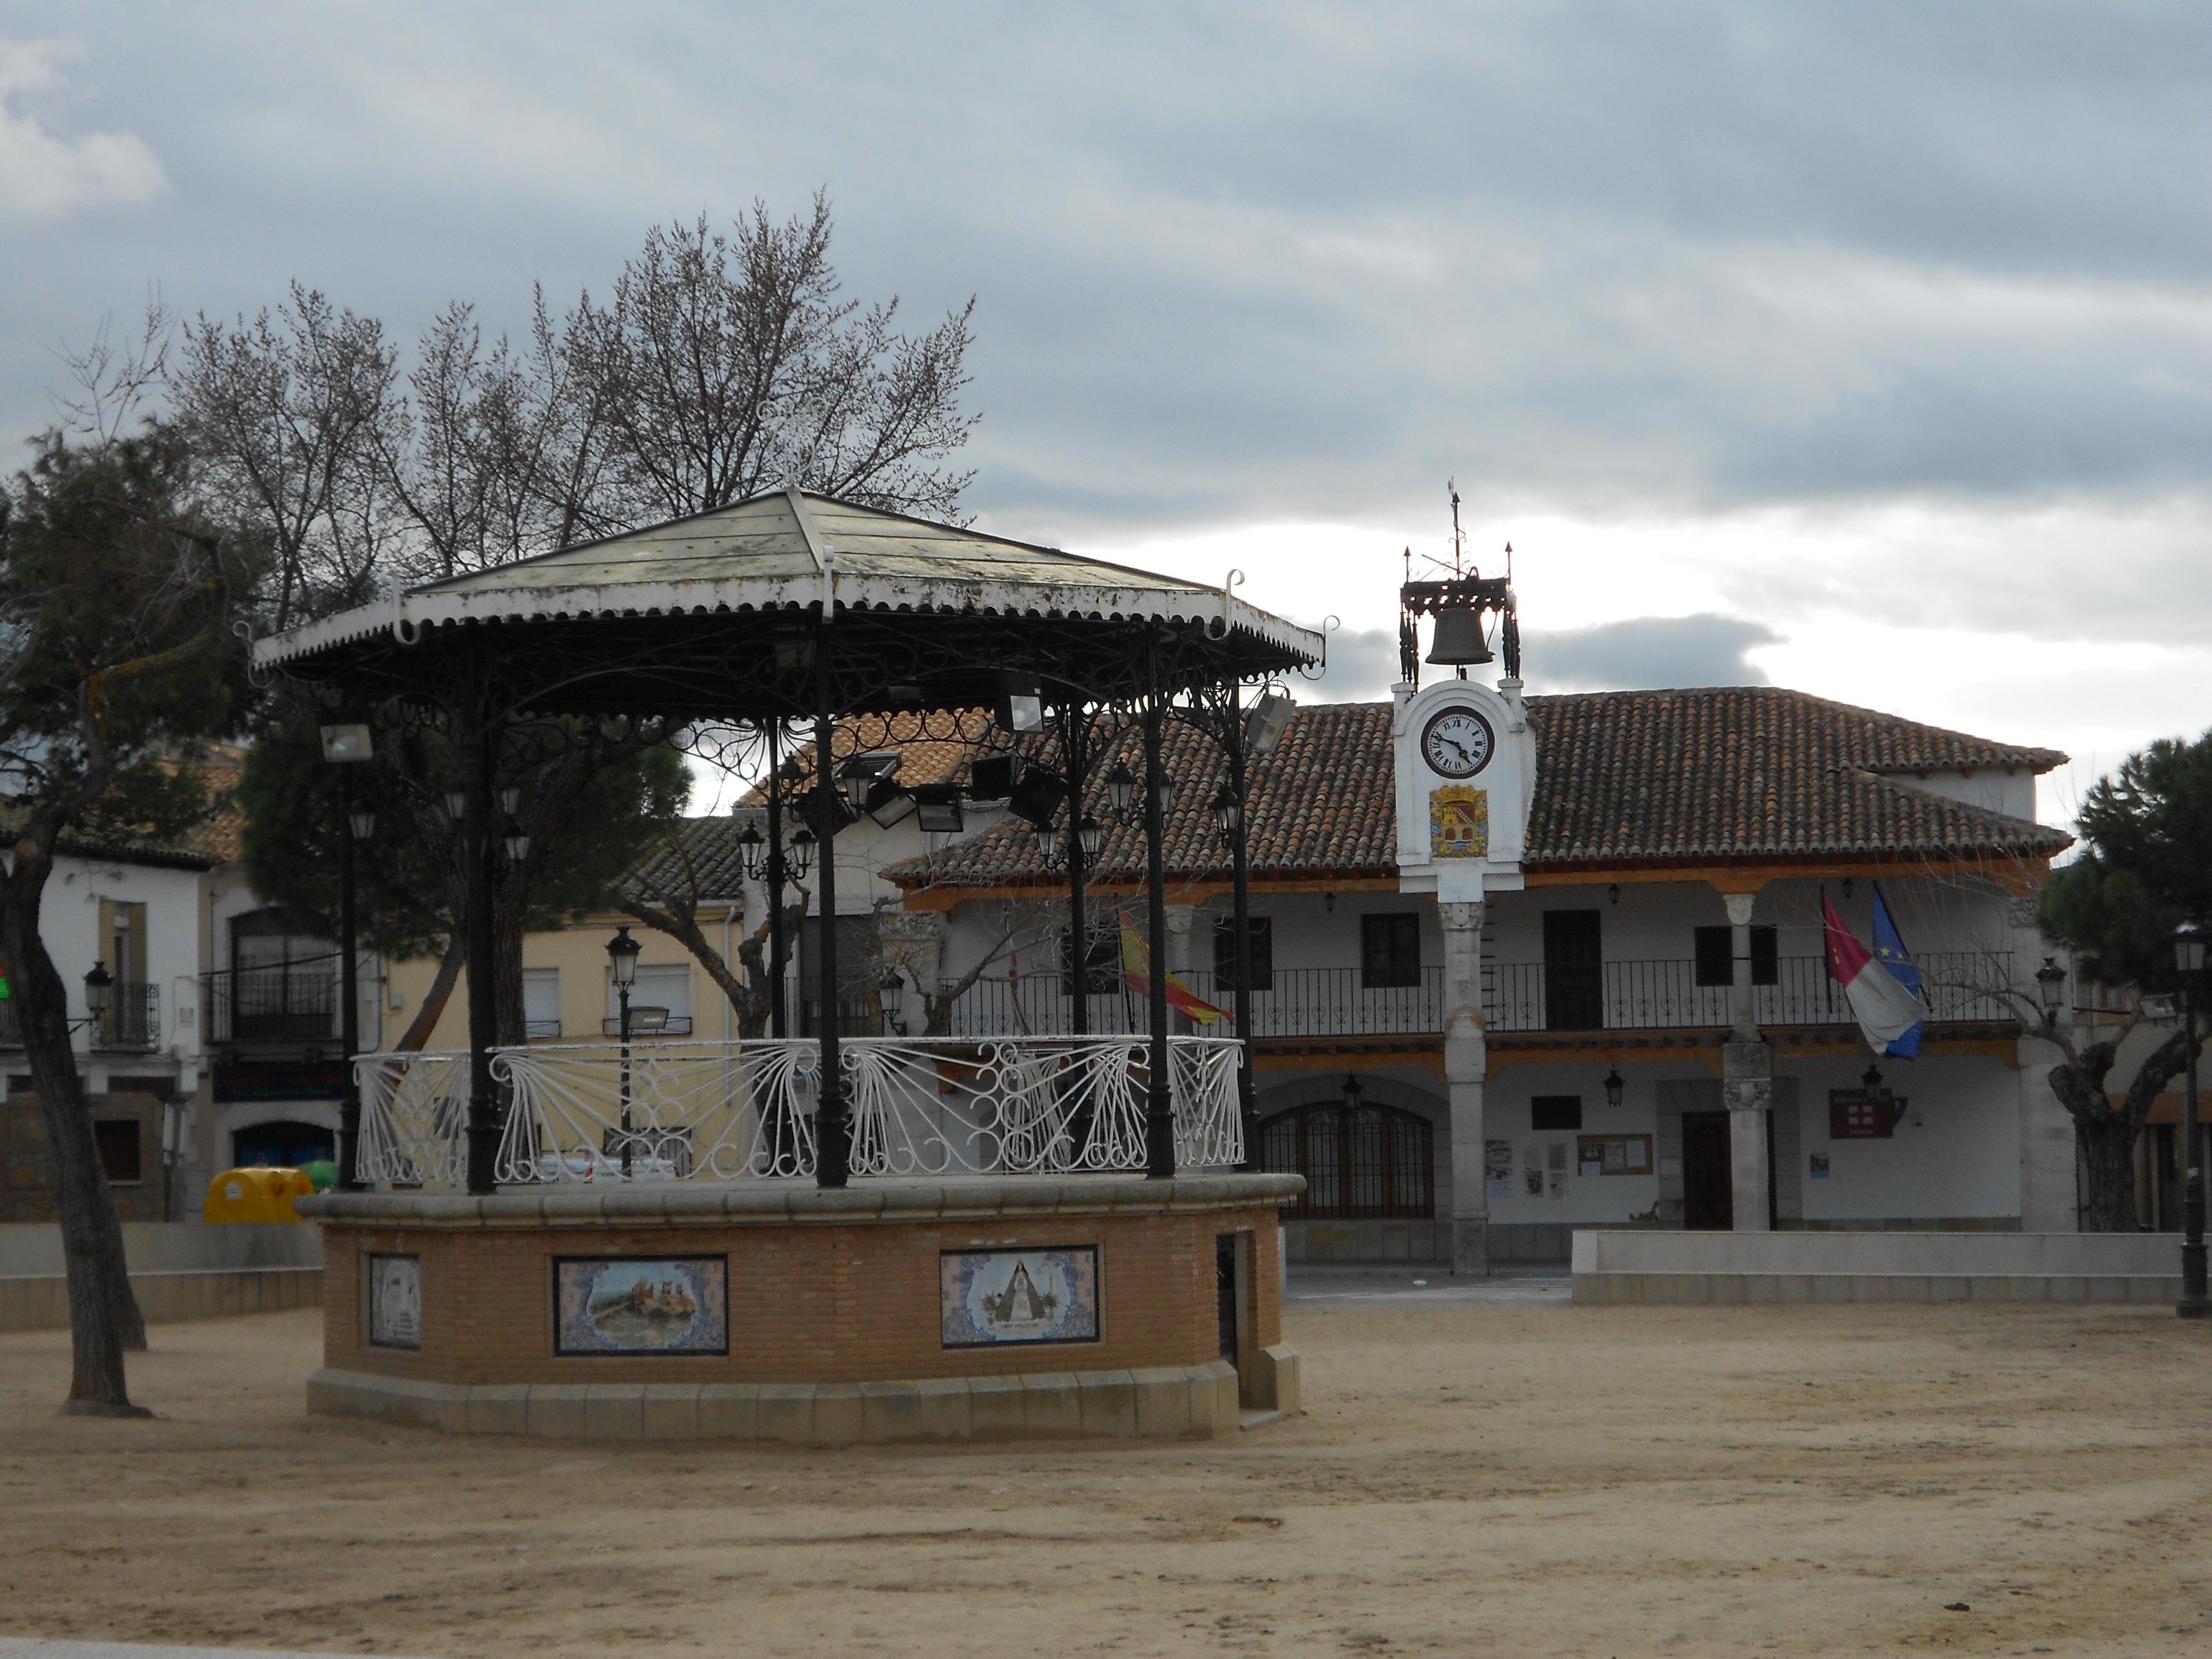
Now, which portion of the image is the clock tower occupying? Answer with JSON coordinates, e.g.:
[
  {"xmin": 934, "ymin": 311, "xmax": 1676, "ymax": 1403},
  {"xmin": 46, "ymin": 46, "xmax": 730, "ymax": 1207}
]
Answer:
[{"xmin": 1391, "ymin": 527, "xmax": 1535, "ymax": 1276}]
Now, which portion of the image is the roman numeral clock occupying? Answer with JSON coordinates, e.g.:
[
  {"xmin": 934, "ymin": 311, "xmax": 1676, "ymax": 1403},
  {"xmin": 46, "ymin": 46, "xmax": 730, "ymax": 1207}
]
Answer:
[{"xmin": 1393, "ymin": 677, "xmax": 1535, "ymax": 902}]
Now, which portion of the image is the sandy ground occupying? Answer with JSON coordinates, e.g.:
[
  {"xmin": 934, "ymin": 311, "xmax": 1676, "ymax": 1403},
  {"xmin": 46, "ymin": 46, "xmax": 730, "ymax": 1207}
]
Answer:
[{"xmin": 4, "ymin": 1288, "xmax": 2212, "ymax": 1658}]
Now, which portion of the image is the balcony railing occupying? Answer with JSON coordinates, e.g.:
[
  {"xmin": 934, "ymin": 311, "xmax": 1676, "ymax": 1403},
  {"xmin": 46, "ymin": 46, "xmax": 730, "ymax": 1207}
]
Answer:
[
  {"xmin": 204, "ymin": 956, "xmax": 339, "ymax": 1045},
  {"xmin": 1484, "ymin": 953, "xmax": 2016, "ymax": 1033},
  {"xmin": 927, "ymin": 954, "xmax": 2016, "ymax": 1040},
  {"xmin": 0, "ymin": 984, "xmax": 159, "ymax": 1050},
  {"xmin": 95, "ymin": 982, "xmax": 161, "ymax": 1051},
  {"xmin": 353, "ymin": 1033, "xmax": 1245, "ymax": 1188}
]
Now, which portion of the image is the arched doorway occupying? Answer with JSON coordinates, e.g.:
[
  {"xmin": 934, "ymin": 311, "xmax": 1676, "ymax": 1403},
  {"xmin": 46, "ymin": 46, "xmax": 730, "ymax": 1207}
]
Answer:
[{"xmin": 1258, "ymin": 1098, "xmax": 1434, "ymax": 1220}]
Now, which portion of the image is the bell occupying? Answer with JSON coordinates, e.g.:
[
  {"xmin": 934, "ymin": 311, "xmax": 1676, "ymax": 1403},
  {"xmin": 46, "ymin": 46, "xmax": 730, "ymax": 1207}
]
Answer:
[{"xmin": 1425, "ymin": 606, "xmax": 1493, "ymax": 666}]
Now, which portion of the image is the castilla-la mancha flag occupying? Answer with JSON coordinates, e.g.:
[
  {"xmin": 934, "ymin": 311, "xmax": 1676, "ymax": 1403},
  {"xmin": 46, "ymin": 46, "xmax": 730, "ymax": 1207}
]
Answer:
[{"xmin": 1822, "ymin": 891, "xmax": 1927, "ymax": 1055}]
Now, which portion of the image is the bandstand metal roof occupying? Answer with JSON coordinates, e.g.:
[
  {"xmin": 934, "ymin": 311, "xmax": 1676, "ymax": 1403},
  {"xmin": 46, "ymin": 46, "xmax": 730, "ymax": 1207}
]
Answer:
[{"xmin": 253, "ymin": 490, "xmax": 1322, "ymax": 717}]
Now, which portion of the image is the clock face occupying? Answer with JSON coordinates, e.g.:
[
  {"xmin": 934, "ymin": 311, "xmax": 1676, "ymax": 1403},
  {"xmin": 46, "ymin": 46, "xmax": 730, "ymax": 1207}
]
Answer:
[{"xmin": 1420, "ymin": 706, "xmax": 1496, "ymax": 778}]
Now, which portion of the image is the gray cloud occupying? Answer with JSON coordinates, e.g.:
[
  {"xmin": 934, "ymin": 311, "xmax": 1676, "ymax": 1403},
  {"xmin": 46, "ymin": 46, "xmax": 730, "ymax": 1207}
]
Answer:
[
  {"xmin": 1297, "ymin": 613, "xmax": 1779, "ymax": 703},
  {"xmin": 1519, "ymin": 614, "xmax": 1780, "ymax": 693},
  {"xmin": 4, "ymin": 1, "xmax": 2211, "ymax": 576}
]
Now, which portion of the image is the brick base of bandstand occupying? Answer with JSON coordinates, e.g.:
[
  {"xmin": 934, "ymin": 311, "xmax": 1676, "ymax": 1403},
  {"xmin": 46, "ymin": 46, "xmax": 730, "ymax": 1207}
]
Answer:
[{"xmin": 297, "ymin": 1173, "xmax": 1303, "ymax": 1445}]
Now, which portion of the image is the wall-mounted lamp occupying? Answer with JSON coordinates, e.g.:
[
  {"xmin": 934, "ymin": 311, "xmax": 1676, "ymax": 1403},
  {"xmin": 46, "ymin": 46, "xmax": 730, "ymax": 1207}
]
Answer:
[
  {"xmin": 1607, "ymin": 884, "xmax": 1620, "ymax": 906},
  {"xmin": 1603, "ymin": 1067, "xmax": 1624, "ymax": 1109}
]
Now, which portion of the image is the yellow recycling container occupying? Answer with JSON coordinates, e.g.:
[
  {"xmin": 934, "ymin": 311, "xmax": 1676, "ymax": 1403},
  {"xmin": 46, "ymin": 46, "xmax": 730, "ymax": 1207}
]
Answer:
[{"xmin": 204, "ymin": 1166, "xmax": 316, "ymax": 1223}]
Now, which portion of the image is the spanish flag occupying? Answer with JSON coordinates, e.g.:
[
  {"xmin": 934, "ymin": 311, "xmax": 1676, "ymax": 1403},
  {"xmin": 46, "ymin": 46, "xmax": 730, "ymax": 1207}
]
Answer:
[{"xmin": 1119, "ymin": 910, "xmax": 1230, "ymax": 1026}]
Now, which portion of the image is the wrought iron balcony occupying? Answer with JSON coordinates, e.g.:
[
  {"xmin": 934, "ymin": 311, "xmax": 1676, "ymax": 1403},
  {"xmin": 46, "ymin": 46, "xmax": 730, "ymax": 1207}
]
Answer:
[
  {"xmin": 0, "ymin": 984, "xmax": 159, "ymax": 1050},
  {"xmin": 203, "ymin": 957, "xmax": 339, "ymax": 1045},
  {"xmin": 927, "ymin": 954, "xmax": 2017, "ymax": 1040}
]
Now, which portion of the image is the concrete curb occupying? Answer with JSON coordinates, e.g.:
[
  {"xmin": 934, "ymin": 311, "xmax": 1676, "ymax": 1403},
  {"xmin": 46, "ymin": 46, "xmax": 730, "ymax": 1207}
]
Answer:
[{"xmin": 307, "ymin": 1351, "xmax": 1294, "ymax": 1445}]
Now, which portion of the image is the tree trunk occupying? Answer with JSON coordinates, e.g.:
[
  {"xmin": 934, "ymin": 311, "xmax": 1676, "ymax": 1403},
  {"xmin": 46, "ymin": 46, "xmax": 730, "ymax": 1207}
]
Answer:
[
  {"xmin": 2076, "ymin": 1113, "xmax": 2140, "ymax": 1233},
  {"xmin": 394, "ymin": 937, "xmax": 465, "ymax": 1052},
  {"xmin": 0, "ymin": 861, "xmax": 149, "ymax": 1415}
]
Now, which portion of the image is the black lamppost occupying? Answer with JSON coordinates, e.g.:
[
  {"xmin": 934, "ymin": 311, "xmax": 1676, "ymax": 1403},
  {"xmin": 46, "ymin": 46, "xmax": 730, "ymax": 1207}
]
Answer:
[
  {"xmin": 318, "ymin": 712, "xmax": 376, "ymax": 1191},
  {"xmin": 2176, "ymin": 920, "xmax": 2208, "ymax": 1319},
  {"xmin": 735, "ymin": 731, "xmax": 813, "ymax": 1041},
  {"xmin": 607, "ymin": 924, "xmax": 640, "ymax": 1178},
  {"xmin": 80, "ymin": 960, "xmax": 113, "ymax": 1038},
  {"xmin": 879, "ymin": 970, "xmax": 908, "ymax": 1037}
]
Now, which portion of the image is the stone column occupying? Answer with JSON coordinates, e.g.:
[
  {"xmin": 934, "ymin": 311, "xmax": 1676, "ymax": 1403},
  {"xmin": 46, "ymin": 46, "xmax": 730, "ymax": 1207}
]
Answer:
[
  {"xmin": 1164, "ymin": 904, "xmax": 1203, "ymax": 981},
  {"xmin": 1720, "ymin": 892, "xmax": 1772, "ymax": 1231},
  {"xmin": 1439, "ymin": 900, "xmax": 1489, "ymax": 1274}
]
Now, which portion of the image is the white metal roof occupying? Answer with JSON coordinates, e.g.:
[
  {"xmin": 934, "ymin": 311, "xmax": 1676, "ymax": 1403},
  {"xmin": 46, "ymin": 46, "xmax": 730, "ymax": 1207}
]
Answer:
[{"xmin": 253, "ymin": 490, "xmax": 1323, "ymax": 669}]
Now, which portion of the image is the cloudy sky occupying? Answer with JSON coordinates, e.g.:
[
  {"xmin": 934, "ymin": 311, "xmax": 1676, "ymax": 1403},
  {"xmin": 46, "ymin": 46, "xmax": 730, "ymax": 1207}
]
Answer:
[{"xmin": 5, "ymin": 2, "xmax": 2209, "ymax": 824}]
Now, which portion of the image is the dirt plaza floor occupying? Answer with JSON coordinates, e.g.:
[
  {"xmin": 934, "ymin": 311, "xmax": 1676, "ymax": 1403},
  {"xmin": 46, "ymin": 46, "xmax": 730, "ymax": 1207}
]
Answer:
[{"xmin": 4, "ymin": 1285, "xmax": 2212, "ymax": 1658}]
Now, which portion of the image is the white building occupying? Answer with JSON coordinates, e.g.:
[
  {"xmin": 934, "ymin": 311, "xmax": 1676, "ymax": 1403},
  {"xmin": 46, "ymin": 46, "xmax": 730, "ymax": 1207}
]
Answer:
[{"xmin": 876, "ymin": 683, "xmax": 2076, "ymax": 1268}]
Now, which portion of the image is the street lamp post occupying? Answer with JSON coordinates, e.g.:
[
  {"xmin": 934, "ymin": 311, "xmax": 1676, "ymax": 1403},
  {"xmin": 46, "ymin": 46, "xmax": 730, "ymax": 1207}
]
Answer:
[
  {"xmin": 2176, "ymin": 920, "xmax": 2208, "ymax": 1319},
  {"xmin": 607, "ymin": 924, "xmax": 640, "ymax": 1178},
  {"xmin": 81, "ymin": 961, "xmax": 113, "ymax": 1038},
  {"xmin": 318, "ymin": 712, "xmax": 376, "ymax": 1191}
]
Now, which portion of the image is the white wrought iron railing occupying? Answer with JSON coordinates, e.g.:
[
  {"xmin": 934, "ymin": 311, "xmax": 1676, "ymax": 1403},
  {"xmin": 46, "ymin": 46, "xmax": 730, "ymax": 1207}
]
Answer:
[{"xmin": 351, "ymin": 1034, "xmax": 1246, "ymax": 1189}]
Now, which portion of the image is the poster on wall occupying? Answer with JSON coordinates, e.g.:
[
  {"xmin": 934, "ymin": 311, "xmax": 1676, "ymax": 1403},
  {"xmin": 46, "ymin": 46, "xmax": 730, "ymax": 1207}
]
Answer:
[
  {"xmin": 1523, "ymin": 1145, "xmax": 1543, "ymax": 1196},
  {"xmin": 940, "ymin": 1246, "xmax": 1100, "ymax": 1349},
  {"xmin": 366, "ymin": 1254, "xmax": 421, "ymax": 1350},
  {"xmin": 553, "ymin": 1256, "xmax": 729, "ymax": 1356},
  {"xmin": 1486, "ymin": 1139, "xmax": 1515, "ymax": 1203}
]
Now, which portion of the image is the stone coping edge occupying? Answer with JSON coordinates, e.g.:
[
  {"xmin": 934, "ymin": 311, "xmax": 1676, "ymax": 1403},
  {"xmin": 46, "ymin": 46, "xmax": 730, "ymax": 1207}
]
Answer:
[
  {"xmin": 300, "ymin": 1172, "xmax": 1305, "ymax": 1230},
  {"xmin": 306, "ymin": 1350, "xmax": 1301, "ymax": 1444},
  {"xmin": 1573, "ymin": 1271, "xmax": 2178, "ymax": 1306}
]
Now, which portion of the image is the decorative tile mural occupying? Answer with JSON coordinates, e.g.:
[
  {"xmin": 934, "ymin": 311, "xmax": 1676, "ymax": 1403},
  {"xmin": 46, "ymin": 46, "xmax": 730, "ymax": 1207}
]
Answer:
[
  {"xmin": 552, "ymin": 1256, "xmax": 729, "ymax": 1356},
  {"xmin": 366, "ymin": 1253, "xmax": 421, "ymax": 1350},
  {"xmin": 1429, "ymin": 785, "xmax": 1488, "ymax": 858},
  {"xmin": 940, "ymin": 1246, "xmax": 1100, "ymax": 1349}
]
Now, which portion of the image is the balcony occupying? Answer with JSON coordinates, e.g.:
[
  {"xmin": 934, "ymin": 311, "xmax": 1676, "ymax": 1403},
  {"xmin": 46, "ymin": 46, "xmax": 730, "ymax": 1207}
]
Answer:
[
  {"xmin": 926, "ymin": 954, "xmax": 2015, "ymax": 1041},
  {"xmin": 204, "ymin": 958, "xmax": 339, "ymax": 1045},
  {"xmin": 0, "ymin": 983, "xmax": 159, "ymax": 1050}
]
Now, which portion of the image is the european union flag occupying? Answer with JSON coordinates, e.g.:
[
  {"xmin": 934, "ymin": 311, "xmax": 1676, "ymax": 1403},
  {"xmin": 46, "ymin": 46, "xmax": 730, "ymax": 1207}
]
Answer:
[{"xmin": 1870, "ymin": 884, "xmax": 1923, "ymax": 1059}]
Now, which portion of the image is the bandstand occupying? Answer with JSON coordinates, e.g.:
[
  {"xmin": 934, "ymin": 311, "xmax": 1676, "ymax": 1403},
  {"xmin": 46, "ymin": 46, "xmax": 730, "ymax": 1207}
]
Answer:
[{"xmin": 271, "ymin": 490, "xmax": 1318, "ymax": 1442}]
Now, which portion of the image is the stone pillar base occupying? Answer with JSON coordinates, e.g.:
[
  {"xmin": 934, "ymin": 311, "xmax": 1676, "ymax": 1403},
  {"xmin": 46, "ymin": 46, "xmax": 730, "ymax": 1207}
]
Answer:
[{"xmin": 1452, "ymin": 1217, "xmax": 1489, "ymax": 1276}]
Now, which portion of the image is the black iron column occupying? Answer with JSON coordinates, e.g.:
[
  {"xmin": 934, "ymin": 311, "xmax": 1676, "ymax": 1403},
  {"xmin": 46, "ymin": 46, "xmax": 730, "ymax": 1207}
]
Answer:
[
  {"xmin": 462, "ymin": 712, "xmax": 500, "ymax": 1195},
  {"xmin": 1063, "ymin": 701, "xmax": 1090, "ymax": 1043},
  {"xmin": 335, "ymin": 768, "xmax": 362, "ymax": 1191},
  {"xmin": 1142, "ymin": 653, "xmax": 1174, "ymax": 1180},
  {"xmin": 766, "ymin": 723, "xmax": 787, "ymax": 1039},
  {"xmin": 813, "ymin": 641, "xmax": 851, "ymax": 1189},
  {"xmin": 2183, "ymin": 965, "xmax": 2208, "ymax": 1317},
  {"xmin": 1226, "ymin": 686, "xmax": 1258, "ymax": 1170}
]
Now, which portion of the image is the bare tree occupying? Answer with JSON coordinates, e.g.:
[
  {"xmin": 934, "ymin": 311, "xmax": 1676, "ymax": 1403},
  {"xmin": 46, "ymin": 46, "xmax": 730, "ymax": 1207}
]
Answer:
[
  {"xmin": 566, "ymin": 198, "xmax": 977, "ymax": 525},
  {"xmin": 170, "ymin": 285, "xmax": 401, "ymax": 631}
]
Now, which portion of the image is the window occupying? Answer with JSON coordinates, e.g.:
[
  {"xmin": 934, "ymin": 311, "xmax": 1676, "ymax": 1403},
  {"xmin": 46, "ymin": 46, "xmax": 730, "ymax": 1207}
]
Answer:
[
  {"xmin": 1060, "ymin": 924, "xmax": 1119, "ymax": 996},
  {"xmin": 611, "ymin": 963, "xmax": 693, "ymax": 1034},
  {"xmin": 1259, "ymin": 1102, "xmax": 1433, "ymax": 1219},
  {"xmin": 1530, "ymin": 1094, "xmax": 1583, "ymax": 1132},
  {"xmin": 1361, "ymin": 914, "xmax": 1422, "ymax": 989},
  {"xmin": 1212, "ymin": 916, "xmax": 1274, "ymax": 991},
  {"xmin": 93, "ymin": 1119, "xmax": 141, "ymax": 1184},
  {"xmin": 1693, "ymin": 925, "xmax": 1778, "ymax": 988},
  {"xmin": 97, "ymin": 899, "xmax": 147, "ymax": 984},
  {"xmin": 523, "ymin": 968, "xmax": 561, "ymax": 1039}
]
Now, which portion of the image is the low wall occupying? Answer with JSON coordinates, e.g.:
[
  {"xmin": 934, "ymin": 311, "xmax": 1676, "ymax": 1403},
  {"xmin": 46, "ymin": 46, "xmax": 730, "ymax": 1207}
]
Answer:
[
  {"xmin": 1571, "ymin": 1230, "xmax": 2180, "ymax": 1306},
  {"xmin": 302, "ymin": 1174, "xmax": 1302, "ymax": 1443},
  {"xmin": 0, "ymin": 1221, "xmax": 323, "ymax": 1332}
]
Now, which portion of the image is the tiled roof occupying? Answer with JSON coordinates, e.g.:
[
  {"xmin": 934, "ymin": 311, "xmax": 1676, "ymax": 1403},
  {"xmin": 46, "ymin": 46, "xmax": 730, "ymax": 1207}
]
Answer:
[
  {"xmin": 887, "ymin": 687, "xmax": 2071, "ymax": 890},
  {"xmin": 1522, "ymin": 688, "xmax": 2069, "ymax": 866},
  {"xmin": 629, "ymin": 815, "xmax": 752, "ymax": 902},
  {"xmin": 737, "ymin": 710, "xmax": 995, "ymax": 805}
]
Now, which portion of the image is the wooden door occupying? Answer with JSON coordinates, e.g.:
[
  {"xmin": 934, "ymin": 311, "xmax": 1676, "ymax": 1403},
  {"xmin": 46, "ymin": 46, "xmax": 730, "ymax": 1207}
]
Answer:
[
  {"xmin": 1681, "ymin": 1110, "xmax": 1734, "ymax": 1231},
  {"xmin": 1542, "ymin": 910, "xmax": 1604, "ymax": 1031}
]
